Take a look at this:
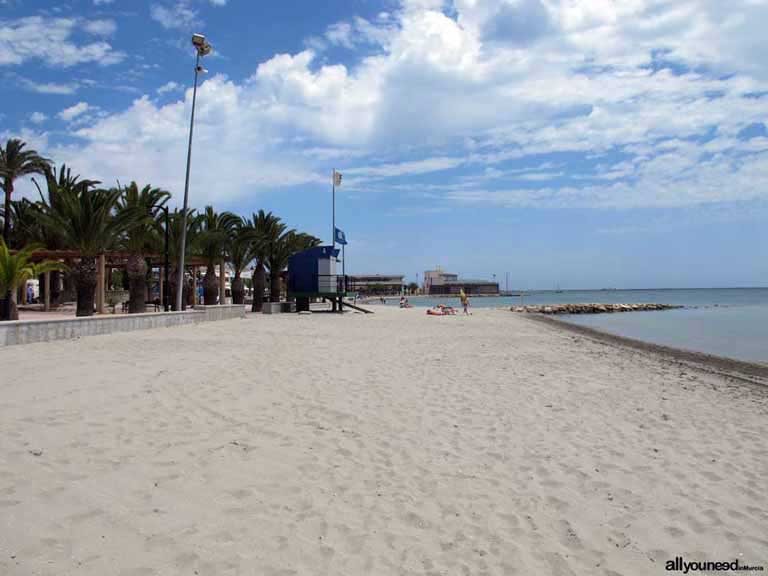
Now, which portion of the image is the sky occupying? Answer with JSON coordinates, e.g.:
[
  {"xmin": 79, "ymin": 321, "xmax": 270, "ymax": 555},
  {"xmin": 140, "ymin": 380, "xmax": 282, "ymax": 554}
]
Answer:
[{"xmin": 1, "ymin": 0, "xmax": 767, "ymax": 289}]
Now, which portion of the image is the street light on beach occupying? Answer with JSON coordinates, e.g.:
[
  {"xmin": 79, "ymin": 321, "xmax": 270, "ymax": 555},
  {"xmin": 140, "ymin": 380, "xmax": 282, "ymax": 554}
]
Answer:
[{"xmin": 175, "ymin": 33, "xmax": 213, "ymax": 312}]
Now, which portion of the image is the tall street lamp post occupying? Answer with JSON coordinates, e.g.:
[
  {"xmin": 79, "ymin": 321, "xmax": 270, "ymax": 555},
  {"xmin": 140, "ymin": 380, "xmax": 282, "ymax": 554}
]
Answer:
[{"xmin": 175, "ymin": 33, "xmax": 212, "ymax": 312}]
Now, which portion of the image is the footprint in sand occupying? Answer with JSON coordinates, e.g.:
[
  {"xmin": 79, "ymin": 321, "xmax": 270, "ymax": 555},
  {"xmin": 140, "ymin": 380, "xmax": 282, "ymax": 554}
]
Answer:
[
  {"xmin": 558, "ymin": 519, "xmax": 584, "ymax": 551},
  {"xmin": 664, "ymin": 525, "xmax": 686, "ymax": 538}
]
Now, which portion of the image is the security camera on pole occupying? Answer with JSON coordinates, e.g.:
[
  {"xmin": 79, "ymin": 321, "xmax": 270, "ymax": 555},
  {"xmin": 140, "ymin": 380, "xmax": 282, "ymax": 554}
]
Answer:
[{"xmin": 175, "ymin": 33, "xmax": 213, "ymax": 312}]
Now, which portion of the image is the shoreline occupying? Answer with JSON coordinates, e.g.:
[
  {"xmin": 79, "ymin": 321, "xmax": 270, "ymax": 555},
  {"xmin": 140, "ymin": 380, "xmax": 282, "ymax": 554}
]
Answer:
[{"xmin": 526, "ymin": 313, "xmax": 768, "ymax": 385}]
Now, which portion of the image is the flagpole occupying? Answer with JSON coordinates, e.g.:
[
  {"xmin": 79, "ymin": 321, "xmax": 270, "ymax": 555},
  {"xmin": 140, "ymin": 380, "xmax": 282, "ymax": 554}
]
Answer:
[{"xmin": 332, "ymin": 168, "xmax": 336, "ymax": 250}]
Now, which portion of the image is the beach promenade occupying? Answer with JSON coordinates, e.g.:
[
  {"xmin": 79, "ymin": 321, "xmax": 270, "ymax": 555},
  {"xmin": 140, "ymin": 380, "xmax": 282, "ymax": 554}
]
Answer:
[{"xmin": 1, "ymin": 308, "xmax": 766, "ymax": 575}]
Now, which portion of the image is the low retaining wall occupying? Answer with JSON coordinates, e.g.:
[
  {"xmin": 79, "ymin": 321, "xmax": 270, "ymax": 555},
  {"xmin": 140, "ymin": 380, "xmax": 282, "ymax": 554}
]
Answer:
[
  {"xmin": 0, "ymin": 305, "xmax": 247, "ymax": 347},
  {"xmin": 194, "ymin": 304, "xmax": 248, "ymax": 322}
]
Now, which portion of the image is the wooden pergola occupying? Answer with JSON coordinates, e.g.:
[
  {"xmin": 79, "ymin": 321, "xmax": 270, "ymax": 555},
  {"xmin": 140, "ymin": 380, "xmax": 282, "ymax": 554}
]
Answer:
[{"xmin": 22, "ymin": 249, "xmax": 226, "ymax": 313}]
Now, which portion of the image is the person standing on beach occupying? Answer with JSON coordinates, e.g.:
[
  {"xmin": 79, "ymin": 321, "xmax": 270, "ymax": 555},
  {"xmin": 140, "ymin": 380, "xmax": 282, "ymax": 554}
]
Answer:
[{"xmin": 460, "ymin": 289, "xmax": 470, "ymax": 315}]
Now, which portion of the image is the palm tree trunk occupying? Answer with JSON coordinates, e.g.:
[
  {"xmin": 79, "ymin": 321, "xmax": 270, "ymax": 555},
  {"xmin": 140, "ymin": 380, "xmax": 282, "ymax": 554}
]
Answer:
[
  {"xmin": 252, "ymin": 262, "xmax": 265, "ymax": 312},
  {"xmin": 270, "ymin": 271, "xmax": 281, "ymax": 303},
  {"xmin": 231, "ymin": 271, "xmax": 244, "ymax": 305},
  {"xmin": 50, "ymin": 270, "xmax": 62, "ymax": 305},
  {"xmin": 168, "ymin": 269, "xmax": 177, "ymax": 310},
  {"xmin": 2, "ymin": 178, "xmax": 12, "ymax": 244},
  {"xmin": 38, "ymin": 273, "xmax": 46, "ymax": 304},
  {"xmin": 186, "ymin": 277, "xmax": 195, "ymax": 307},
  {"xmin": 0, "ymin": 290, "xmax": 13, "ymax": 321},
  {"xmin": 9, "ymin": 291, "xmax": 18, "ymax": 320},
  {"xmin": 203, "ymin": 266, "xmax": 218, "ymax": 305},
  {"xmin": 126, "ymin": 254, "xmax": 148, "ymax": 314},
  {"xmin": 73, "ymin": 256, "xmax": 97, "ymax": 317}
]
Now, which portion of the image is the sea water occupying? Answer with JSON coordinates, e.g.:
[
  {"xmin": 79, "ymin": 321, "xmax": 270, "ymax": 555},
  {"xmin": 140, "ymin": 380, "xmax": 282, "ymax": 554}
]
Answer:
[{"xmin": 404, "ymin": 289, "xmax": 768, "ymax": 364}]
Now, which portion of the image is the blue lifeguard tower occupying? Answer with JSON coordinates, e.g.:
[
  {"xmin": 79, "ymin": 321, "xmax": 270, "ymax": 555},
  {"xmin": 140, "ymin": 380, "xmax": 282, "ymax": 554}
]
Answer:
[
  {"xmin": 287, "ymin": 246, "xmax": 372, "ymax": 313},
  {"xmin": 287, "ymin": 246, "xmax": 345, "ymax": 312}
]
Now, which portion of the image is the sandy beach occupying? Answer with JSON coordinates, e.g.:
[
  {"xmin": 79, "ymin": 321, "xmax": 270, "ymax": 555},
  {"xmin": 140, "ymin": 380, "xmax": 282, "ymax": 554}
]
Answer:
[{"xmin": 1, "ymin": 307, "xmax": 766, "ymax": 575}]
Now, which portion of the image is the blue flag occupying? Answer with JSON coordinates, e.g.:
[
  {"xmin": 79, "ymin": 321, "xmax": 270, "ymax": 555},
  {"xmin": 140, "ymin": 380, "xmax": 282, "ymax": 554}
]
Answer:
[{"xmin": 335, "ymin": 227, "xmax": 348, "ymax": 245}]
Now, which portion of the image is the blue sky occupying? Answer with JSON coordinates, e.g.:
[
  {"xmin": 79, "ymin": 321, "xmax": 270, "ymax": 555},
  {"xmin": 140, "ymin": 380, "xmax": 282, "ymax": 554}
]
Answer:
[{"xmin": 1, "ymin": 0, "xmax": 767, "ymax": 289}]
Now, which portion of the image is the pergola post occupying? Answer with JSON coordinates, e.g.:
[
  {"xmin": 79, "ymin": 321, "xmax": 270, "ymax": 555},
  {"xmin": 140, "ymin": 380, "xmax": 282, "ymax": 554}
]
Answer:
[
  {"xmin": 159, "ymin": 266, "xmax": 165, "ymax": 309},
  {"xmin": 96, "ymin": 254, "xmax": 106, "ymax": 314},
  {"xmin": 191, "ymin": 266, "xmax": 197, "ymax": 306},
  {"xmin": 219, "ymin": 260, "xmax": 226, "ymax": 305},
  {"xmin": 44, "ymin": 271, "xmax": 51, "ymax": 311}
]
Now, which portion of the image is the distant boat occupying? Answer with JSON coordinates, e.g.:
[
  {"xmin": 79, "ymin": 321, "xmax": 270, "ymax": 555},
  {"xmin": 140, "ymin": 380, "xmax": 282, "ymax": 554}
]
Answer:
[{"xmin": 555, "ymin": 284, "xmax": 563, "ymax": 294}]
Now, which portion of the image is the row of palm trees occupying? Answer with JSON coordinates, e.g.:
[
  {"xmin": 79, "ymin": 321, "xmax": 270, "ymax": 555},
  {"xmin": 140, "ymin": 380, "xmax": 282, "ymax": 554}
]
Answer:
[{"xmin": 0, "ymin": 138, "xmax": 321, "ymax": 320}]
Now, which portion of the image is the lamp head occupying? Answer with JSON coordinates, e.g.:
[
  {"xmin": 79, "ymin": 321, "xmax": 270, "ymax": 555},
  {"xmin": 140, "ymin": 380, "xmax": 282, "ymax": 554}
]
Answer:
[{"xmin": 192, "ymin": 33, "xmax": 213, "ymax": 57}]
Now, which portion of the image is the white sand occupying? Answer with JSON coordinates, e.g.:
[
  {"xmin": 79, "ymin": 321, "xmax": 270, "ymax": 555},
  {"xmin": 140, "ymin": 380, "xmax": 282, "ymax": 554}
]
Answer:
[{"xmin": 1, "ymin": 307, "xmax": 766, "ymax": 575}]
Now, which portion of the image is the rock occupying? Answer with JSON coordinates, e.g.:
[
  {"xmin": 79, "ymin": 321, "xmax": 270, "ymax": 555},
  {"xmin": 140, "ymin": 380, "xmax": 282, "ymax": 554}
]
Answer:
[{"xmin": 509, "ymin": 303, "xmax": 681, "ymax": 315}]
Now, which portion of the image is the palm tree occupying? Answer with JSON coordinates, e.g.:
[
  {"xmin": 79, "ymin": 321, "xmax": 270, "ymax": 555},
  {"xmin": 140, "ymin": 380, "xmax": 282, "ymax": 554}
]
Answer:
[
  {"xmin": 165, "ymin": 209, "xmax": 202, "ymax": 310},
  {"xmin": 226, "ymin": 216, "xmax": 257, "ymax": 305},
  {"xmin": 0, "ymin": 139, "xmax": 51, "ymax": 244},
  {"xmin": 248, "ymin": 210, "xmax": 284, "ymax": 311},
  {"xmin": 5, "ymin": 198, "xmax": 42, "ymax": 249},
  {"xmin": 31, "ymin": 165, "xmax": 86, "ymax": 305},
  {"xmin": 0, "ymin": 239, "xmax": 65, "ymax": 321},
  {"xmin": 198, "ymin": 206, "xmax": 237, "ymax": 305},
  {"xmin": 36, "ymin": 177, "xmax": 134, "ymax": 316},
  {"xmin": 291, "ymin": 232, "xmax": 323, "ymax": 253},
  {"xmin": 116, "ymin": 182, "xmax": 170, "ymax": 313},
  {"xmin": 266, "ymin": 230, "xmax": 322, "ymax": 302}
]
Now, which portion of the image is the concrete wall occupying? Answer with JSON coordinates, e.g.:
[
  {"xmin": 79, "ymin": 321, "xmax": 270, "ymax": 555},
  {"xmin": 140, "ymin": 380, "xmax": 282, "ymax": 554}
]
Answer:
[
  {"xmin": 262, "ymin": 302, "xmax": 283, "ymax": 315},
  {"xmin": 0, "ymin": 305, "xmax": 247, "ymax": 347},
  {"xmin": 194, "ymin": 305, "xmax": 248, "ymax": 322}
]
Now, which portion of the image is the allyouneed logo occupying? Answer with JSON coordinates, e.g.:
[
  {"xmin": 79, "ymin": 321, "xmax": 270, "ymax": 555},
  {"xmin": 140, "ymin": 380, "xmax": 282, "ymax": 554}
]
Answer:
[{"xmin": 666, "ymin": 557, "xmax": 765, "ymax": 573}]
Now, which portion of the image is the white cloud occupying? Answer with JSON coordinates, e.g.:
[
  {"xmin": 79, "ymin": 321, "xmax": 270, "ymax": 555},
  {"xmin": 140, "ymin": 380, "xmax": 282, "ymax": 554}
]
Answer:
[
  {"xmin": 93, "ymin": 0, "xmax": 115, "ymax": 4},
  {"xmin": 157, "ymin": 81, "xmax": 183, "ymax": 94},
  {"xmin": 345, "ymin": 157, "xmax": 466, "ymax": 178},
  {"xmin": 29, "ymin": 112, "xmax": 47, "ymax": 124},
  {"xmin": 325, "ymin": 21, "xmax": 355, "ymax": 49},
  {"xmin": 18, "ymin": 78, "xmax": 79, "ymax": 94},
  {"xmin": 10, "ymin": 0, "xmax": 768, "ymax": 211},
  {"xmin": 0, "ymin": 16, "xmax": 125, "ymax": 67},
  {"xmin": 150, "ymin": 1, "xmax": 199, "ymax": 30},
  {"xmin": 58, "ymin": 102, "xmax": 92, "ymax": 122},
  {"xmin": 83, "ymin": 19, "xmax": 117, "ymax": 37}
]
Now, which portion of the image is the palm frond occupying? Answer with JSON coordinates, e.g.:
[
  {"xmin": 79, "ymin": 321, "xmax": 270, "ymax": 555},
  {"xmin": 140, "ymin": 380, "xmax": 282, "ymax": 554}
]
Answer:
[{"xmin": 0, "ymin": 239, "xmax": 66, "ymax": 295}]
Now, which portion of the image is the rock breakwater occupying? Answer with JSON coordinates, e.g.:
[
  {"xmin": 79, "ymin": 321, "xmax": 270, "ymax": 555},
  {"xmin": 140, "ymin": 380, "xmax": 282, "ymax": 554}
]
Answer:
[{"xmin": 510, "ymin": 303, "xmax": 683, "ymax": 315}]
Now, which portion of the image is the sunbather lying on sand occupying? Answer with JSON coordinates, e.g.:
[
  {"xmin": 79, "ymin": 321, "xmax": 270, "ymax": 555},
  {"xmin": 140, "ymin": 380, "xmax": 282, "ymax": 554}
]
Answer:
[{"xmin": 426, "ymin": 304, "xmax": 456, "ymax": 316}]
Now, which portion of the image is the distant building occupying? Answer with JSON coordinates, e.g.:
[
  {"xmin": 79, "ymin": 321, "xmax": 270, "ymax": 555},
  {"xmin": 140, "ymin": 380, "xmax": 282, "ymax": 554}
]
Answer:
[
  {"xmin": 423, "ymin": 268, "xmax": 457, "ymax": 294},
  {"xmin": 423, "ymin": 268, "xmax": 499, "ymax": 295},
  {"xmin": 347, "ymin": 274, "xmax": 405, "ymax": 295}
]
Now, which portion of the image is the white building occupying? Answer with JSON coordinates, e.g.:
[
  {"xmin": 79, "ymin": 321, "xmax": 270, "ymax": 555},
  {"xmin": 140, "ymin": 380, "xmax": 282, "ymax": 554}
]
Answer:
[{"xmin": 423, "ymin": 268, "xmax": 458, "ymax": 294}]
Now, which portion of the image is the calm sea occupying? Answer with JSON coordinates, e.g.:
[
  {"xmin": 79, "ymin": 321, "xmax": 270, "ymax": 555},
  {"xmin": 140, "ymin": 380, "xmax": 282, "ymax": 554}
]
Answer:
[{"xmin": 400, "ymin": 289, "xmax": 768, "ymax": 364}]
